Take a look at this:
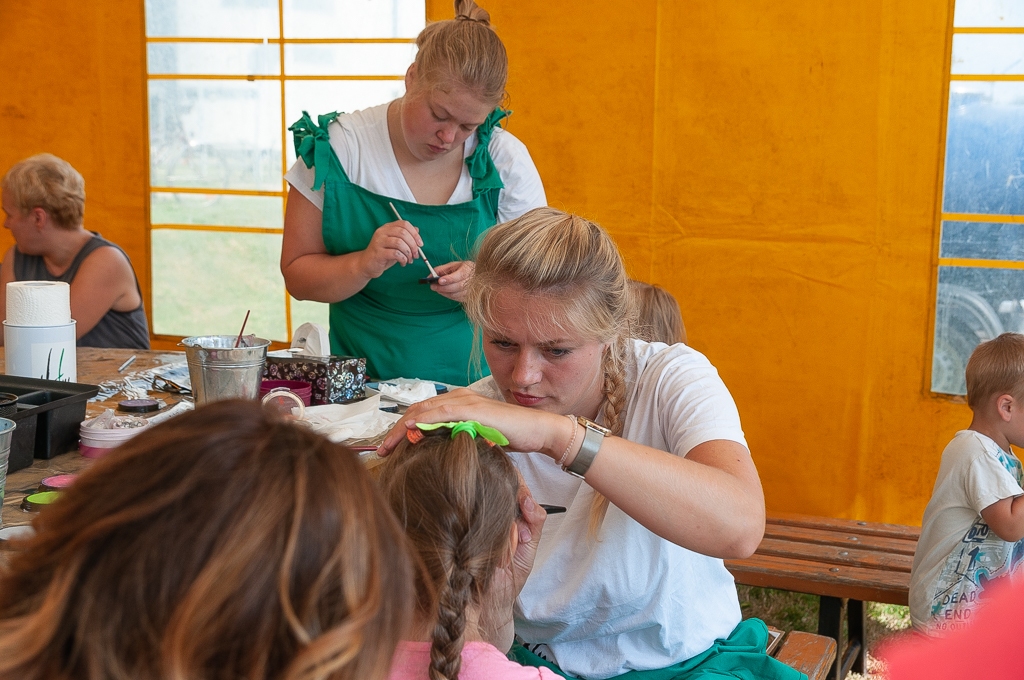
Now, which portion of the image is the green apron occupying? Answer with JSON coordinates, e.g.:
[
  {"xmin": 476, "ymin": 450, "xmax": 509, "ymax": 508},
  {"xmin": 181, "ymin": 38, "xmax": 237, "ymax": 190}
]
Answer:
[
  {"xmin": 290, "ymin": 108, "xmax": 510, "ymax": 385},
  {"xmin": 508, "ymin": 619, "xmax": 807, "ymax": 680}
]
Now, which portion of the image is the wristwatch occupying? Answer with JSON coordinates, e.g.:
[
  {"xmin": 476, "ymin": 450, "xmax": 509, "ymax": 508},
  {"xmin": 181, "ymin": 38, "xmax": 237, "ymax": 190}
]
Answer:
[{"xmin": 564, "ymin": 416, "xmax": 611, "ymax": 478}]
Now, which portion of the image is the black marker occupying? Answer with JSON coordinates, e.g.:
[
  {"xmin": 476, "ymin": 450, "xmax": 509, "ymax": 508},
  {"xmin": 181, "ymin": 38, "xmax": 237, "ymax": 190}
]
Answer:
[{"xmin": 539, "ymin": 504, "xmax": 567, "ymax": 514}]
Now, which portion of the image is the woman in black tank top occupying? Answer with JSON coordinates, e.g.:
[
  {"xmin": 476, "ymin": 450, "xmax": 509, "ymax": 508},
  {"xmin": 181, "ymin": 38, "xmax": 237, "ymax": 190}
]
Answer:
[{"xmin": 0, "ymin": 154, "xmax": 150, "ymax": 349}]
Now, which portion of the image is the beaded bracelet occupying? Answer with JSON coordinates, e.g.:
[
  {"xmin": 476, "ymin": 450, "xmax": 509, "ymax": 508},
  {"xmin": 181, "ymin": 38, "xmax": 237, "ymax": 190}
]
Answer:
[{"xmin": 557, "ymin": 414, "xmax": 579, "ymax": 467}]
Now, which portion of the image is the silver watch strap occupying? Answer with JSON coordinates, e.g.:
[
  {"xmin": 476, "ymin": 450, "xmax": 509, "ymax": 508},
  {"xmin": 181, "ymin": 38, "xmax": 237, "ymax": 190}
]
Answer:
[{"xmin": 565, "ymin": 424, "xmax": 604, "ymax": 478}]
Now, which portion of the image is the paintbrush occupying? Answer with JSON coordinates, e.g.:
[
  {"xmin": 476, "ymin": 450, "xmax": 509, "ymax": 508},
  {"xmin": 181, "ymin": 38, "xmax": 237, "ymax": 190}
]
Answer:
[
  {"xmin": 233, "ymin": 310, "xmax": 251, "ymax": 348},
  {"xmin": 389, "ymin": 202, "xmax": 440, "ymax": 279}
]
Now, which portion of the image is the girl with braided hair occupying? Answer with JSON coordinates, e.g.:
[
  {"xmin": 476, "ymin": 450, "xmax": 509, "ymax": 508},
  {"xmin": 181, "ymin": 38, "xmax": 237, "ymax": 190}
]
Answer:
[
  {"xmin": 377, "ymin": 422, "xmax": 559, "ymax": 680},
  {"xmin": 380, "ymin": 208, "xmax": 802, "ymax": 679}
]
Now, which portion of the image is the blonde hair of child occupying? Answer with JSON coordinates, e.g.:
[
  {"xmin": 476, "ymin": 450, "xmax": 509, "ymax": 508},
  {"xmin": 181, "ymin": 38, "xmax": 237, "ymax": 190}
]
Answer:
[
  {"xmin": 1, "ymin": 153, "xmax": 85, "ymax": 229},
  {"xmin": 465, "ymin": 206, "xmax": 636, "ymax": 533},
  {"xmin": 630, "ymin": 280, "xmax": 687, "ymax": 345},
  {"xmin": 414, "ymin": 0, "xmax": 508, "ymax": 106},
  {"xmin": 377, "ymin": 429, "xmax": 519, "ymax": 680},
  {"xmin": 966, "ymin": 332, "xmax": 1024, "ymax": 410}
]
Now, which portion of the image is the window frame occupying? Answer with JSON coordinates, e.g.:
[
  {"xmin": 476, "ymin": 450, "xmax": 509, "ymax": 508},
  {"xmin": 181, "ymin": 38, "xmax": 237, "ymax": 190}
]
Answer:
[{"xmin": 142, "ymin": 3, "xmax": 420, "ymax": 347}]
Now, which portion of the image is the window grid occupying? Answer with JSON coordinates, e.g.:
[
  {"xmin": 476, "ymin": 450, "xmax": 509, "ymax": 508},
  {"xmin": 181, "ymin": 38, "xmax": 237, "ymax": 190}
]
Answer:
[
  {"xmin": 145, "ymin": 0, "xmax": 417, "ymax": 344},
  {"xmin": 931, "ymin": 11, "xmax": 1024, "ymax": 394}
]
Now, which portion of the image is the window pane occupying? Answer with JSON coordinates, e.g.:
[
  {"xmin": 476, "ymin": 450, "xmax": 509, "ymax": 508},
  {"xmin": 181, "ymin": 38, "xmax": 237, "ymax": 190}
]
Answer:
[
  {"xmin": 955, "ymin": 0, "xmax": 1024, "ymax": 27},
  {"xmin": 290, "ymin": 297, "xmax": 331, "ymax": 335},
  {"xmin": 148, "ymin": 43, "xmax": 280, "ymax": 76},
  {"xmin": 940, "ymin": 221, "xmax": 1024, "ymax": 260},
  {"xmin": 283, "ymin": 0, "xmax": 425, "ymax": 38},
  {"xmin": 942, "ymin": 81, "xmax": 1024, "ymax": 216},
  {"xmin": 932, "ymin": 266, "xmax": 1024, "ymax": 394},
  {"xmin": 285, "ymin": 43, "xmax": 416, "ymax": 76},
  {"xmin": 152, "ymin": 229, "xmax": 287, "ymax": 340},
  {"xmin": 952, "ymin": 34, "xmax": 1024, "ymax": 75},
  {"xmin": 151, "ymin": 193, "xmax": 283, "ymax": 228},
  {"xmin": 284, "ymin": 80, "xmax": 404, "ymax": 163},
  {"xmin": 146, "ymin": 0, "xmax": 279, "ymax": 38},
  {"xmin": 149, "ymin": 80, "xmax": 282, "ymax": 191}
]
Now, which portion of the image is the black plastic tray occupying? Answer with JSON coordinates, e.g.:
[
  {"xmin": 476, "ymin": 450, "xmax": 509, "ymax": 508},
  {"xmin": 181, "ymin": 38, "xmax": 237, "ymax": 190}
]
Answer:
[{"xmin": 0, "ymin": 376, "xmax": 99, "ymax": 473}]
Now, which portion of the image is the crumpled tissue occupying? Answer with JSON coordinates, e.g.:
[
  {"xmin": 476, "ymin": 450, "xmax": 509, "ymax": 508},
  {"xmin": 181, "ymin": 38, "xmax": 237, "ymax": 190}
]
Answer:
[
  {"xmin": 377, "ymin": 378, "xmax": 437, "ymax": 406},
  {"xmin": 300, "ymin": 394, "xmax": 400, "ymax": 443}
]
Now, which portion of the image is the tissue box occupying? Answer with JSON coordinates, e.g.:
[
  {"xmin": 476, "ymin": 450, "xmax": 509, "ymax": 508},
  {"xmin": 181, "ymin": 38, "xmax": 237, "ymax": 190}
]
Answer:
[{"xmin": 263, "ymin": 354, "xmax": 367, "ymax": 405}]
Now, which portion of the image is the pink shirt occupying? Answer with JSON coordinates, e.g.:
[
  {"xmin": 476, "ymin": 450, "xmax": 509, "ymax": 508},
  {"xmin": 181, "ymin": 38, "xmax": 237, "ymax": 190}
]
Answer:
[{"xmin": 388, "ymin": 641, "xmax": 562, "ymax": 680}]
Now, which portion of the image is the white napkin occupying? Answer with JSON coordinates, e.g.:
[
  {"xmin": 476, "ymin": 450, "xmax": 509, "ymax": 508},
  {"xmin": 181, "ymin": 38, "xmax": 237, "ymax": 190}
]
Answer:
[
  {"xmin": 300, "ymin": 394, "xmax": 400, "ymax": 443},
  {"xmin": 291, "ymin": 322, "xmax": 331, "ymax": 356},
  {"xmin": 377, "ymin": 378, "xmax": 438, "ymax": 406}
]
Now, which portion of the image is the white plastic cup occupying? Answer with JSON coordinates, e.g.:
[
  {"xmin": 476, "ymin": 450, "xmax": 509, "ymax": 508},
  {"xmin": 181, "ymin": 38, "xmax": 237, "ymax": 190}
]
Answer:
[{"xmin": 4, "ymin": 321, "xmax": 77, "ymax": 382}]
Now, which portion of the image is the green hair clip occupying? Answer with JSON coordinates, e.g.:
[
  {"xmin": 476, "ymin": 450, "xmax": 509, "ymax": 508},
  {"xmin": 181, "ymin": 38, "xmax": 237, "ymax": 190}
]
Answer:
[{"xmin": 415, "ymin": 421, "xmax": 510, "ymax": 446}]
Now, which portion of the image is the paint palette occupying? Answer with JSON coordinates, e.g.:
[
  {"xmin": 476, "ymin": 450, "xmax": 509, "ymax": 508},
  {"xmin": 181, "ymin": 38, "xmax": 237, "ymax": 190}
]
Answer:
[{"xmin": 0, "ymin": 376, "xmax": 99, "ymax": 473}]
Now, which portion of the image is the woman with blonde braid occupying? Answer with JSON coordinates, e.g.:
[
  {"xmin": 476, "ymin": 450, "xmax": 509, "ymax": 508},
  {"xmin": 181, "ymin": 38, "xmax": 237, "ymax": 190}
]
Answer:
[
  {"xmin": 377, "ymin": 422, "xmax": 559, "ymax": 680},
  {"xmin": 380, "ymin": 208, "xmax": 801, "ymax": 680}
]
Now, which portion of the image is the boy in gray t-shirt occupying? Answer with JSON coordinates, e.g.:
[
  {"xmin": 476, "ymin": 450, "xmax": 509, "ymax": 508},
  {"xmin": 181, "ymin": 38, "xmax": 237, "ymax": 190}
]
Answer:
[{"xmin": 909, "ymin": 333, "xmax": 1024, "ymax": 632}]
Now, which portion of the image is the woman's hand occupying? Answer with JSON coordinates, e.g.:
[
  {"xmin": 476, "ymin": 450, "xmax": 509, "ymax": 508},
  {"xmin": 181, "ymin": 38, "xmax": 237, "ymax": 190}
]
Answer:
[
  {"xmin": 430, "ymin": 260, "xmax": 475, "ymax": 302},
  {"xmin": 359, "ymin": 218, "xmax": 424, "ymax": 279},
  {"xmin": 478, "ymin": 478, "xmax": 546, "ymax": 652},
  {"xmin": 377, "ymin": 389, "xmax": 571, "ymax": 458}
]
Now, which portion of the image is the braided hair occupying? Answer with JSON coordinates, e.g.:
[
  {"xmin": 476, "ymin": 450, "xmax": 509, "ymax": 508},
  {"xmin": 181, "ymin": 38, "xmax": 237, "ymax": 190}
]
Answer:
[
  {"xmin": 377, "ymin": 427, "xmax": 519, "ymax": 680},
  {"xmin": 465, "ymin": 207, "xmax": 637, "ymax": 534}
]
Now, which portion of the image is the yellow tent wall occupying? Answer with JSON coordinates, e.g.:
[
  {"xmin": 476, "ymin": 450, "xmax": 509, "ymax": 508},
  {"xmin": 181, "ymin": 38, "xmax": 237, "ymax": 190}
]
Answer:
[{"xmin": 1, "ymin": 0, "xmax": 963, "ymax": 524}]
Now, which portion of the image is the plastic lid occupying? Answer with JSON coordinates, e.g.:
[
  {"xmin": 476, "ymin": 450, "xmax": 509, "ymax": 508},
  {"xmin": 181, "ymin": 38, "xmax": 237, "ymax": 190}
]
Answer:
[
  {"xmin": 118, "ymin": 398, "xmax": 160, "ymax": 414},
  {"xmin": 261, "ymin": 388, "xmax": 304, "ymax": 419}
]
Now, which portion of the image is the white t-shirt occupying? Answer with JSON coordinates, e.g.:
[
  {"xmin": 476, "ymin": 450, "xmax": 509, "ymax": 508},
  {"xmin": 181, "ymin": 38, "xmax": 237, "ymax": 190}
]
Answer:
[
  {"xmin": 909, "ymin": 430, "xmax": 1024, "ymax": 632},
  {"xmin": 471, "ymin": 340, "xmax": 748, "ymax": 680},
  {"xmin": 285, "ymin": 103, "xmax": 546, "ymax": 224}
]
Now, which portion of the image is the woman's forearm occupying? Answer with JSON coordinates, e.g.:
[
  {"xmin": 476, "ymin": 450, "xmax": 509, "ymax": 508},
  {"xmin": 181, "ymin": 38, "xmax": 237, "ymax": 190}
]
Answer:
[
  {"xmin": 282, "ymin": 251, "xmax": 373, "ymax": 303},
  {"xmin": 564, "ymin": 434, "xmax": 765, "ymax": 559}
]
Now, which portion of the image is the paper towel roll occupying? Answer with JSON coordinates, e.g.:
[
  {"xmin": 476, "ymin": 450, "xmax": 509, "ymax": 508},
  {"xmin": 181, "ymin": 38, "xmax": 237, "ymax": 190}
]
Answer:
[{"xmin": 6, "ymin": 281, "xmax": 72, "ymax": 326}]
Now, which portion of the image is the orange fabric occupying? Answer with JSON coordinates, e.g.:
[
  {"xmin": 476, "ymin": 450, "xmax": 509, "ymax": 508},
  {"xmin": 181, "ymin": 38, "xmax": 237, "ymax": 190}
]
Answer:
[{"xmin": 1, "ymin": 0, "xmax": 965, "ymax": 523}]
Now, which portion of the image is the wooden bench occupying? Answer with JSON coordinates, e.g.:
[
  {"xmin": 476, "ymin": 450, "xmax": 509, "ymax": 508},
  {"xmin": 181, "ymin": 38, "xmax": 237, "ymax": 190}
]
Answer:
[
  {"xmin": 726, "ymin": 513, "xmax": 919, "ymax": 680},
  {"xmin": 772, "ymin": 629, "xmax": 838, "ymax": 680}
]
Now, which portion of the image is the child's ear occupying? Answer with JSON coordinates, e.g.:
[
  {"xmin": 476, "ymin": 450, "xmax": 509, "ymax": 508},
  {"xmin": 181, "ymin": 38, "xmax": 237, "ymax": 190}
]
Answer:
[{"xmin": 997, "ymin": 394, "xmax": 1016, "ymax": 422}]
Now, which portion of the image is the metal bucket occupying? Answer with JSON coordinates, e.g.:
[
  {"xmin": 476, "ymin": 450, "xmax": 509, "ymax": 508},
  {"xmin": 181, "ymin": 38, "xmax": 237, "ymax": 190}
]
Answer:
[
  {"xmin": 181, "ymin": 335, "xmax": 271, "ymax": 406},
  {"xmin": 0, "ymin": 419, "xmax": 17, "ymax": 527}
]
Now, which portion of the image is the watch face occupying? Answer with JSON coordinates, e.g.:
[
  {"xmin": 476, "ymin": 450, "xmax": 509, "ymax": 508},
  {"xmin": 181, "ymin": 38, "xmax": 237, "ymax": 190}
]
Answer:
[{"xmin": 576, "ymin": 416, "xmax": 611, "ymax": 436}]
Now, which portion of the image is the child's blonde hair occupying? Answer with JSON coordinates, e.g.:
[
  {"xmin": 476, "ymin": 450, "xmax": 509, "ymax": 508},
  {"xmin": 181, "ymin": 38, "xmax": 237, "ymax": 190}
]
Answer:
[
  {"xmin": 413, "ymin": 0, "xmax": 507, "ymax": 106},
  {"xmin": 966, "ymin": 333, "xmax": 1024, "ymax": 409},
  {"xmin": 377, "ymin": 427, "xmax": 519, "ymax": 680},
  {"xmin": 2, "ymin": 153, "xmax": 85, "ymax": 229},
  {"xmin": 630, "ymin": 280, "xmax": 687, "ymax": 345}
]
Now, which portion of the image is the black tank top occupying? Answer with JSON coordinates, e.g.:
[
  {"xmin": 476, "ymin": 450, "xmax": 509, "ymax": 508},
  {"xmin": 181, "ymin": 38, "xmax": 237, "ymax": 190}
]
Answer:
[{"xmin": 13, "ymin": 234, "xmax": 150, "ymax": 349}]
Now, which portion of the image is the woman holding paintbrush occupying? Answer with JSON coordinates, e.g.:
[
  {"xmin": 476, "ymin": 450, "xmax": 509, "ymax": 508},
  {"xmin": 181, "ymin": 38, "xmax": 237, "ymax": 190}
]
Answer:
[{"xmin": 282, "ymin": 0, "xmax": 545, "ymax": 385}]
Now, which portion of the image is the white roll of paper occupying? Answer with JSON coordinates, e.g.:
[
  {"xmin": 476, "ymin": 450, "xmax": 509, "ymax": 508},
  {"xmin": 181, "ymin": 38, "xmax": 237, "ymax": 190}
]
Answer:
[{"xmin": 6, "ymin": 281, "xmax": 72, "ymax": 326}]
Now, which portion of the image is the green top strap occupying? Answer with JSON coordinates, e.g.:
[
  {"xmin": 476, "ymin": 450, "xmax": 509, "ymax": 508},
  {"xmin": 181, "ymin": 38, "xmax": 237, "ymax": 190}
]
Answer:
[
  {"xmin": 289, "ymin": 110, "xmax": 341, "ymax": 192},
  {"xmin": 465, "ymin": 108, "xmax": 511, "ymax": 198}
]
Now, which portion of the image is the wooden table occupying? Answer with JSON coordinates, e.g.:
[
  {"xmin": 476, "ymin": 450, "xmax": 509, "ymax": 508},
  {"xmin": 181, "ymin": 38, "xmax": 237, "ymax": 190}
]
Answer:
[
  {"xmin": 725, "ymin": 513, "xmax": 919, "ymax": 680},
  {"xmin": 1, "ymin": 348, "xmax": 187, "ymax": 529}
]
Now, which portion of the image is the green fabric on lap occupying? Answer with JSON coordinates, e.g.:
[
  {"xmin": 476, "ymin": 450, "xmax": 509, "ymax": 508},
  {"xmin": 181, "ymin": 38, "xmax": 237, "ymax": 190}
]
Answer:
[{"xmin": 509, "ymin": 619, "xmax": 807, "ymax": 680}]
